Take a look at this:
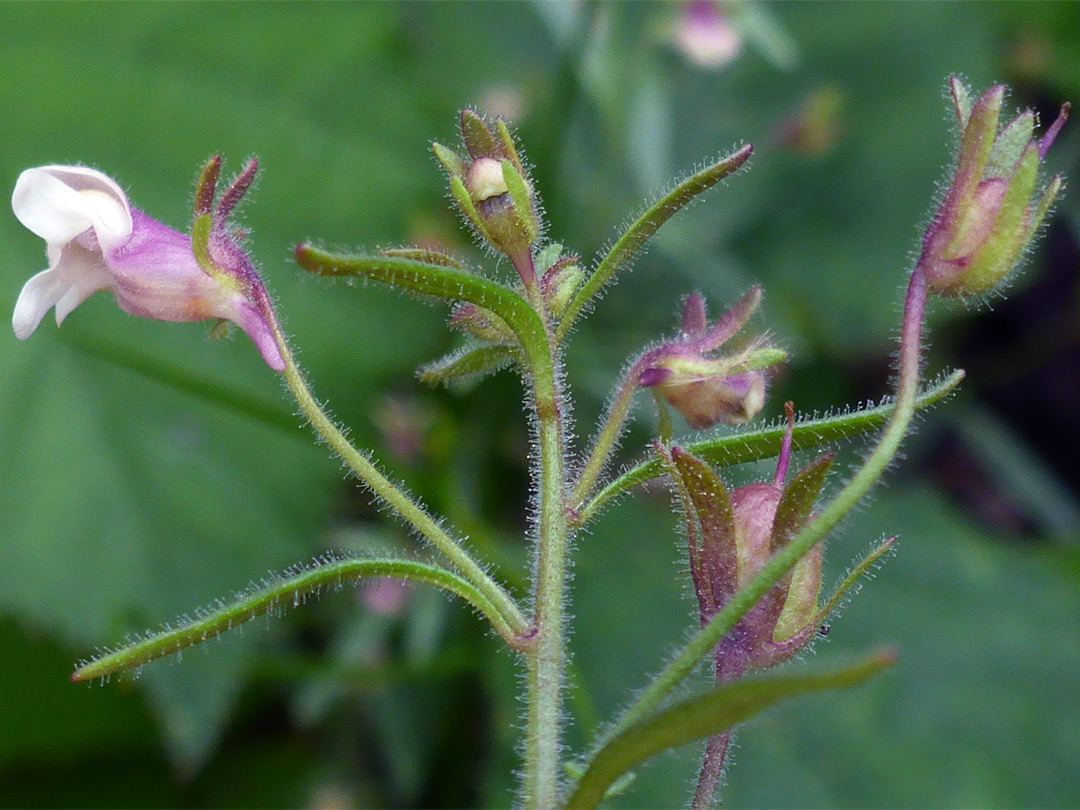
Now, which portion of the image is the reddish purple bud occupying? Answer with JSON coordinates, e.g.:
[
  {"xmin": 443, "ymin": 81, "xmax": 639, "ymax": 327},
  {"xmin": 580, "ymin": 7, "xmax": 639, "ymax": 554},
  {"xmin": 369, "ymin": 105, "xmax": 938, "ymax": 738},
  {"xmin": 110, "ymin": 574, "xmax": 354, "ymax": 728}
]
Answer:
[
  {"xmin": 919, "ymin": 78, "xmax": 1069, "ymax": 297},
  {"xmin": 639, "ymin": 288, "xmax": 783, "ymax": 429}
]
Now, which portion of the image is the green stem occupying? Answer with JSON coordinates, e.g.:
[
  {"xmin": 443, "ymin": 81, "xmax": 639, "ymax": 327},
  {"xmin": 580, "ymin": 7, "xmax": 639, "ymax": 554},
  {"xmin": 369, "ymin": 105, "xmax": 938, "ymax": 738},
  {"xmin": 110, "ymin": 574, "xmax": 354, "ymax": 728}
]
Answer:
[
  {"xmin": 602, "ymin": 268, "xmax": 929, "ymax": 746},
  {"xmin": 518, "ymin": 252, "xmax": 570, "ymax": 809},
  {"xmin": 254, "ymin": 287, "xmax": 531, "ymax": 649},
  {"xmin": 570, "ymin": 354, "xmax": 648, "ymax": 514}
]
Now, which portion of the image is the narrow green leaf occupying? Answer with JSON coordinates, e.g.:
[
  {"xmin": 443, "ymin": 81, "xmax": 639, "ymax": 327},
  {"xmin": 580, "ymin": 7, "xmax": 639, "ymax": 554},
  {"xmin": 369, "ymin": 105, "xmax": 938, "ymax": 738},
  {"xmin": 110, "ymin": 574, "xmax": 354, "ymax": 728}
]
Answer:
[
  {"xmin": 555, "ymin": 144, "xmax": 754, "ymax": 343},
  {"xmin": 73, "ymin": 554, "xmax": 520, "ymax": 682},
  {"xmin": 294, "ymin": 245, "xmax": 550, "ymax": 371},
  {"xmin": 565, "ymin": 649, "xmax": 897, "ymax": 809},
  {"xmin": 772, "ymin": 454, "xmax": 834, "ymax": 552},
  {"xmin": 503, "ymin": 159, "xmax": 538, "ymax": 242},
  {"xmin": 449, "ymin": 174, "xmax": 494, "ymax": 242},
  {"xmin": 572, "ymin": 369, "xmax": 965, "ymax": 527},
  {"xmin": 381, "ymin": 246, "xmax": 465, "ymax": 270},
  {"xmin": 417, "ymin": 343, "xmax": 517, "ymax": 389}
]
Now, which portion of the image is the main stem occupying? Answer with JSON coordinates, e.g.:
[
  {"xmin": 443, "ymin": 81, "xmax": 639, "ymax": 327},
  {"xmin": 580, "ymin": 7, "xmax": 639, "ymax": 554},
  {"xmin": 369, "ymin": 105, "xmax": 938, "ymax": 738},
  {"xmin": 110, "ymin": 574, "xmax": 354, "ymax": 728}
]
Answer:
[{"xmin": 518, "ymin": 253, "xmax": 570, "ymax": 809}]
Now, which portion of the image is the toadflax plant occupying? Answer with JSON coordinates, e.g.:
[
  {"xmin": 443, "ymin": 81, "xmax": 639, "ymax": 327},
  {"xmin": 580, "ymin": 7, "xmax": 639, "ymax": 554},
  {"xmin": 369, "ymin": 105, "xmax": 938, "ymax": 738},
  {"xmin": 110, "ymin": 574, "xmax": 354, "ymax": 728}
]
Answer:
[{"xmin": 10, "ymin": 79, "xmax": 1068, "ymax": 808}]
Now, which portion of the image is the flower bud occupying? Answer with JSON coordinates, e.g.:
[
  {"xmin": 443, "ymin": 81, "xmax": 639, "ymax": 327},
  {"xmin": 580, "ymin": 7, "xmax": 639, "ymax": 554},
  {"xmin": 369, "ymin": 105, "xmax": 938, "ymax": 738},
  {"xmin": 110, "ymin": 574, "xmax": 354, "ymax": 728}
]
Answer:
[
  {"xmin": 433, "ymin": 110, "xmax": 541, "ymax": 266},
  {"xmin": 448, "ymin": 301, "xmax": 516, "ymax": 344},
  {"xmin": 918, "ymin": 78, "xmax": 1069, "ymax": 297},
  {"xmin": 639, "ymin": 288, "xmax": 784, "ymax": 429},
  {"xmin": 540, "ymin": 255, "xmax": 584, "ymax": 319}
]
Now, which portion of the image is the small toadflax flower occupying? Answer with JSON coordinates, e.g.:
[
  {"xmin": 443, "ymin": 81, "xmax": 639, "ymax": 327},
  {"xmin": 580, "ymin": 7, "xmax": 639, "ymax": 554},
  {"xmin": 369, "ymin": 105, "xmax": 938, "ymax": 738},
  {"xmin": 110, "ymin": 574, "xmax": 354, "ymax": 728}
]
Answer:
[{"xmin": 11, "ymin": 160, "xmax": 284, "ymax": 370}]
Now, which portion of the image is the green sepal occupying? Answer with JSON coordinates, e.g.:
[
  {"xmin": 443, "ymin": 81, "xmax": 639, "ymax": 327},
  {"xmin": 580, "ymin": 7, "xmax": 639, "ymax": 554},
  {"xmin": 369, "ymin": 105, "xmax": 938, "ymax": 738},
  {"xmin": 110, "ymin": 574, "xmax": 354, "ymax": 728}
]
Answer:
[
  {"xmin": 742, "ymin": 347, "xmax": 788, "ymax": 372},
  {"xmin": 191, "ymin": 213, "xmax": 214, "ymax": 274},
  {"xmin": 670, "ymin": 447, "xmax": 738, "ymax": 608},
  {"xmin": 963, "ymin": 144, "xmax": 1040, "ymax": 294},
  {"xmin": 495, "ymin": 118, "xmax": 526, "ymax": 176},
  {"xmin": 571, "ymin": 369, "xmax": 965, "ymax": 527},
  {"xmin": 556, "ymin": 143, "xmax": 754, "ymax": 344},
  {"xmin": 461, "ymin": 108, "xmax": 499, "ymax": 159},
  {"xmin": 772, "ymin": 453, "xmax": 835, "ymax": 552},
  {"xmin": 944, "ymin": 85, "xmax": 1004, "ymax": 243},
  {"xmin": 502, "ymin": 158, "xmax": 538, "ymax": 243},
  {"xmin": 950, "ymin": 77, "xmax": 973, "ymax": 127},
  {"xmin": 432, "ymin": 141, "xmax": 466, "ymax": 178},
  {"xmin": 1019, "ymin": 174, "xmax": 1065, "ymax": 257},
  {"xmin": 417, "ymin": 343, "xmax": 517, "ymax": 389},
  {"xmin": 988, "ymin": 110, "xmax": 1034, "ymax": 177},
  {"xmin": 194, "ymin": 156, "xmax": 221, "ymax": 217},
  {"xmin": 565, "ymin": 649, "xmax": 897, "ymax": 809},
  {"xmin": 449, "ymin": 174, "xmax": 494, "ymax": 243}
]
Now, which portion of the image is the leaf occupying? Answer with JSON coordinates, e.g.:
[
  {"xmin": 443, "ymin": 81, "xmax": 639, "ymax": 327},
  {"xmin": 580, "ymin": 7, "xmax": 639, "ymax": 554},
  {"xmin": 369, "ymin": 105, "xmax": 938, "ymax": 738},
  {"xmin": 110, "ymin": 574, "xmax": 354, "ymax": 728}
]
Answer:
[
  {"xmin": 73, "ymin": 553, "xmax": 519, "ymax": 682},
  {"xmin": 293, "ymin": 246, "xmax": 552, "ymax": 379},
  {"xmin": 417, "ymin": 343, "xmax": 517, "ymax": 389},
  {"xmin": 564, "ymin": 649, "xmax": 896, "ymax": 809},
  {"xmin": 555, "ymin": 144, "xmax": 754, "ymax": 343},
  {"xmin": 572, "ymin": 370, "xmax": 964, "ymax": 527}
]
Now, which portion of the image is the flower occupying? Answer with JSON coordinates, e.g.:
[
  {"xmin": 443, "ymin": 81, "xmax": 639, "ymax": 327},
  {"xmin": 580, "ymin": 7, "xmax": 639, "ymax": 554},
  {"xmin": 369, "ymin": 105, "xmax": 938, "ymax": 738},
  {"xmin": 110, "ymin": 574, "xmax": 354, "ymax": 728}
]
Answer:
[
  {"xmin": 670, "ymin": 0, "xmax": 742, "ymax": 70},
  {"xmin": 432, "ymin": 110, "xmax": 541, "ymax": 267},
  {"xmin": 918, "ymin": 78, "xmax": 1069, "ymax": 297},
  {"xmin": 638, "ymin": 288, "xmax": 785, "ymax": 429},
  {"xmin": 661, "ymin": 403, "xmax": 832, "ymax": 680},
  {"xmin": 11, "ymin": 161, "xmax": 284, "ymax": 370}
]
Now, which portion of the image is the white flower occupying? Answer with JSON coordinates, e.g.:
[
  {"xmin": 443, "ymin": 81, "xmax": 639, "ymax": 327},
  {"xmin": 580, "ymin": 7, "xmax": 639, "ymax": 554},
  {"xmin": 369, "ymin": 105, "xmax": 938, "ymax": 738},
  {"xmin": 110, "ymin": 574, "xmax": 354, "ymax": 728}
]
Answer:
[{"xmin": 11, "ymin": 163, "xmax": 284, "ymax": 370}]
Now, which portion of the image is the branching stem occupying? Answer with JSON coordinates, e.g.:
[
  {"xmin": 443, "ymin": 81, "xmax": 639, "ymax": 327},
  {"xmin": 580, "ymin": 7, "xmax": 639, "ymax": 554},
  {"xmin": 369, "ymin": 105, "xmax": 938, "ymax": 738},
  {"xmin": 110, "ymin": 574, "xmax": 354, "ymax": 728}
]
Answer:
[{"xmin": 598, "ymin": 268, "xmax": 929, "ymax": 751}]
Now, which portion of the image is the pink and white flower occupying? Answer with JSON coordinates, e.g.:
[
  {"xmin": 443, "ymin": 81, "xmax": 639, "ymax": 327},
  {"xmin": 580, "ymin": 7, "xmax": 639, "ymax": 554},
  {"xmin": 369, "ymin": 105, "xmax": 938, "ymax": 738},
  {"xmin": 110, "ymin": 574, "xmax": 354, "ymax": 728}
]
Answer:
[{"xmin": 11, "ymin": 162, "xmax": 284, "ymax": 370}]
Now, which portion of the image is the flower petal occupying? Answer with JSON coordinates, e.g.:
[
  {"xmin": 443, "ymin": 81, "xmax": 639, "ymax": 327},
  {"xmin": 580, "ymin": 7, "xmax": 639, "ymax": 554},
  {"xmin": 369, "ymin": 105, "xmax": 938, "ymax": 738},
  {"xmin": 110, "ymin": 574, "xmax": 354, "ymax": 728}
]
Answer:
[
  {"xmin": 11, "ymin": 241, "xmax": 116, "ymax": 339},
  {"xmin": 12, "ymin": 267, "xmax": 67, "ymax": 339},
  {"xmin": 12, "ymin": 166, "xmax": 132, "ymax": 253},
  {"xmin": 53, "ymin": 243, "xmax": 116, "ymax": 324}
]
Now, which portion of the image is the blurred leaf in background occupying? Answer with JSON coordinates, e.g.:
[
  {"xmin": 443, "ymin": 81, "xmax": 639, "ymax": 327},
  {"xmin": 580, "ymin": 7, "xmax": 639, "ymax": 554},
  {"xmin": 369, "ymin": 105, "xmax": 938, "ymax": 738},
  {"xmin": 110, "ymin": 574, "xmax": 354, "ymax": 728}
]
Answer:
[{"xmin": 1, "ymin": 2, "xmax": 1077, "ymax": 807}]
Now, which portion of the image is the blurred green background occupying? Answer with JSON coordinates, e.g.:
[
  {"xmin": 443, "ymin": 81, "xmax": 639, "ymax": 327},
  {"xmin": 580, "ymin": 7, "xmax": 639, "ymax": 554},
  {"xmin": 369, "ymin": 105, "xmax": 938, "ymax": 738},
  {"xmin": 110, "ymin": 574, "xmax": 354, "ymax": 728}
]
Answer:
[{"xmin": 2, "ymin": 2, "xmax": 1079, "ymax": 807}]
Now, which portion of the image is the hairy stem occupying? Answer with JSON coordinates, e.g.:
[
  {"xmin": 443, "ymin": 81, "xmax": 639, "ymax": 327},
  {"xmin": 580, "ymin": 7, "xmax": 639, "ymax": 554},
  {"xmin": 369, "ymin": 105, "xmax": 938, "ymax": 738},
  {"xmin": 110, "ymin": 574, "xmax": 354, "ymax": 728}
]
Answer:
[
  {"xmin": 254, "ymin": 287, "xmax": 531, "ymax": 648},
  {"xmin": 692, "ymin": 732, "xmax": 731, "ymax": 810},
  {"xmin": 571, "ymin": 354, "xmax": 649, "ymax": 513},
  {"xmin": 519, "ymin": 250, "xmax": 571, "ymax": 808}
]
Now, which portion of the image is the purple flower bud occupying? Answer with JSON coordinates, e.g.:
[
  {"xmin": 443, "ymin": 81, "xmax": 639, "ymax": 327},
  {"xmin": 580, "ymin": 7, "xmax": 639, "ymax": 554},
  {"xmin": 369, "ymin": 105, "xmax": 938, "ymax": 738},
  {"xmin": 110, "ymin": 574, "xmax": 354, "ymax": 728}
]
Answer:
[
  {"xmin": 11, "ymin": 162, "xmax": 284, "ymax": 370},
  {"xmin": 918, "ymin": 78, "xmax": 1069, "ymax": 297},
  {"xmin": 639, "ymin": 288, "xmax": 784, "ymax": 429}
]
